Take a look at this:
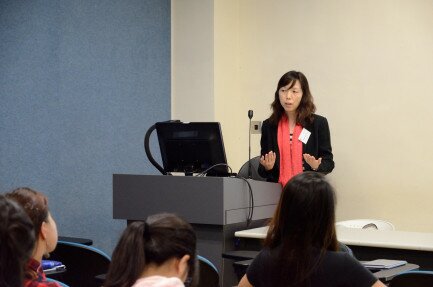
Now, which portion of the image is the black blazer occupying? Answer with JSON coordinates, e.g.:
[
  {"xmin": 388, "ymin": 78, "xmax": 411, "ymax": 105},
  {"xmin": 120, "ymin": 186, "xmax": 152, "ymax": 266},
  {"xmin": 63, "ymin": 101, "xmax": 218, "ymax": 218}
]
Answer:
[{"xmin": 258, "ymin": 114, "xmax": 334, "ymax": 182}]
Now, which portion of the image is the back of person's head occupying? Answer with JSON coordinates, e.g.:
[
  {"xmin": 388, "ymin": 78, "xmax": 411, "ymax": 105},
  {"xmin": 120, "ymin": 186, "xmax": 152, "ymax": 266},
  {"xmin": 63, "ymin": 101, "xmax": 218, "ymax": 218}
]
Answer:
[
  {"xmin": 6, "ymin": 186, "xmax": 58, "ymax": 281},
  {"xmin": 5, "ymin": 187, "xmax": 49, "ymax": 237},
  {"xmin": 0, "ymin": 194, "xmax": 35, "ymax": 287},
  {"xmin": 105, "ymin": 213, "xmax": 197, "ymax": 287},
  {"xmin": 267, "ymin": 172, "xmax": 337, "ymax": 249},
  {"xmin": 265, "ymin": 172, "xmax": 338, "ymax": 287}
]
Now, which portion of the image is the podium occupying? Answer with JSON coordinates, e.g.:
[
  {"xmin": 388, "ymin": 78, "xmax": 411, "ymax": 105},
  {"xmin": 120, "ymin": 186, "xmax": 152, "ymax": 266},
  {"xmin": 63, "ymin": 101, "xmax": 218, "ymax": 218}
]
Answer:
[{"xmin": 113, "ymin": 174, "xmax": 281, "ymax": 287}]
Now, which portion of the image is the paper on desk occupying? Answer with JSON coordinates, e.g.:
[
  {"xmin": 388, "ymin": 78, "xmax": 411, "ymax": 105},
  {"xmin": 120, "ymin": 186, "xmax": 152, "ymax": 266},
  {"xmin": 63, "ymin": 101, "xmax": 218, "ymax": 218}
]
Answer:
[{"xmin": 363, "ymin": 259, "xmax": 407, "ymax": 269}]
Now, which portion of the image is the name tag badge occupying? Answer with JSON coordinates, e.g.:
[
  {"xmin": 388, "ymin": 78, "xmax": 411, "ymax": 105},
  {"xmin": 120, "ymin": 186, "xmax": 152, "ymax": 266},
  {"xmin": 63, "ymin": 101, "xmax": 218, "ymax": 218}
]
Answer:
[{"xmin": 298, "ymin": 128, "xmax": 311, "ymax": 144}]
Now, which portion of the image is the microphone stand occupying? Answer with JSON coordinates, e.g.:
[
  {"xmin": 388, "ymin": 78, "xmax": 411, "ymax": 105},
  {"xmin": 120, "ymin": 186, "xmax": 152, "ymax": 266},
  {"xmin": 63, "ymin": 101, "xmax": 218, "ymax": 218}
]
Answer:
[{"xmin": 248, "ymin": 110, "xmax": 253, "ymax": 179}]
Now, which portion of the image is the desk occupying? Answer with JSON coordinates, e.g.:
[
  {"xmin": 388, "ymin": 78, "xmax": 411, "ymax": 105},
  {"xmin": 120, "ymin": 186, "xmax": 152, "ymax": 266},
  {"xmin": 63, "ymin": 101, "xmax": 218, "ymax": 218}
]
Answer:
[
  {"xmin": 370, "ymin": 263, "xmax": 419, "ymax": 282},
  {"xmin": 234, "ymin": 226, "xmax": 267, "ymax": 239},
  {"xmin": 234, "ymin": 226, "xmax": 433, "ymax": 270}
]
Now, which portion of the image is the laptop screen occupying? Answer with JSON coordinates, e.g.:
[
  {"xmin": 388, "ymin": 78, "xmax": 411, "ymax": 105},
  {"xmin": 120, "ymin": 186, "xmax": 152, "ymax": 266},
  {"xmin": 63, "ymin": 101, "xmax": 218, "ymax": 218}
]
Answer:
[{"xmin": 155, "ymin": 122, "xmax": 228, "ymax": 176}]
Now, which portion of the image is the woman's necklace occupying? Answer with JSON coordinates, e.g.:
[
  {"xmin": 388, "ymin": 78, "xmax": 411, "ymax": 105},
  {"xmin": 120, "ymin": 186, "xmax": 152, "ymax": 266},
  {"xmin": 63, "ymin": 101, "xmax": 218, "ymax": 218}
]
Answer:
[{"xmin": 289, "ymin": 121, "xmax": 295, "ymax": 145}]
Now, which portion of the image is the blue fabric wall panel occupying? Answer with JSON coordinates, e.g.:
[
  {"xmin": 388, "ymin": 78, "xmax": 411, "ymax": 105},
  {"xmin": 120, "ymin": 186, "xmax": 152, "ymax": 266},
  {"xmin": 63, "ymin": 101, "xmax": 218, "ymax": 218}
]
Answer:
[{"xmin": 0, "ymin": 0, "xmax": 170, "ymax": 253}]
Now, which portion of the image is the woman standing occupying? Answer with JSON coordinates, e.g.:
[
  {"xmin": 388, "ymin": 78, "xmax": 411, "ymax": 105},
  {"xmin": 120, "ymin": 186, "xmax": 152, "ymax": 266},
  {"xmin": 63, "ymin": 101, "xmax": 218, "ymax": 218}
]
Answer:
[
  {"xmin": 238, "ymin": 172, "xmax": 385, "ymax": 287},
  {"xmin": 259, "ymin": 71, "xmax": 334, "ymax": 186},
  {"xmin": 6, "ymin": 187, "xmax": 60, "ymax": 287}
]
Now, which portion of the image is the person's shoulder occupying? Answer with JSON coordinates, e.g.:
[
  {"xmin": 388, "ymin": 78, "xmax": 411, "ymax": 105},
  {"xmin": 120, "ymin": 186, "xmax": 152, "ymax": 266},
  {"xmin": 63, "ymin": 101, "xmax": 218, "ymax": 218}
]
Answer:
[
  {"xmin": 132, "ymin": 276, "xmax": 184, "ymax": 287},
  {"xmin": 323, "ymin": 250, "xmax": 362, "ymax": 270},
  {"xmin": 322, "ymin": 249, "xmax": 352, "ymax": 263},
  {"xmin": 258, "ymin": 245, "xmax": 282, "ymax": 261},
  {"xmin": 250, "ymin": 246, "xmax": 274, "ymax": 264},
  {"xmin": 262, "ymin": 118, "xmax": 272, "ymax": 125},
  {"xmin": 312, "ymin": 114, "xmax": 327, "ymax": 122},
  {"xmin": 320, "ymin": 251, "xmax": 377, "ymax": 287},
  {"xmin": 262, "ymin": 118, "xmax": 278, "ymax": 129},
  {"xmin": 325, "ymin": 249, "xmax": 355, "ymax": 259},
  {"xmin": 309, "ymin": 114, "xmax": 330, "ymax": 129},
  {"xmin": 261, "ymin": 119, "xmax": 271, "ymax": 132}
]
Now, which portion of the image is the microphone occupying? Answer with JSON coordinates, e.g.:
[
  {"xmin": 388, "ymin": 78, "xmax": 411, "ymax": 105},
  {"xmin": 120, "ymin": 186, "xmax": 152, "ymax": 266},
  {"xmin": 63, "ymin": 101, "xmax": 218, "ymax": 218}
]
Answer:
[{"xmin": 248, "ymin": 110, "xmax": 253, "ymax": 179}]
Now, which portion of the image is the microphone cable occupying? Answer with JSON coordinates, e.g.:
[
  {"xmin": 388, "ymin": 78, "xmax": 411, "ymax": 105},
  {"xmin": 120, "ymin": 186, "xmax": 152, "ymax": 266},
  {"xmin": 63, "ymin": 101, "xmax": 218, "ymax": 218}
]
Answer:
[
  {"xmin": 196, "ymin": 163, "xmax": 254, "ymax": 227},
  {"xmin": 235, "ymin": 174, "xmax": 254, "ymax": 227}
]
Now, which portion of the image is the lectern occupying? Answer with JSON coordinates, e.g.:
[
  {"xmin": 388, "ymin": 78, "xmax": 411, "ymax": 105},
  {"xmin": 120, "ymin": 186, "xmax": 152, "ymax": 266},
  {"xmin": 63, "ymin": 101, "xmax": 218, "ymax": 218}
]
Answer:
[{"xmin": 113, "ymin": 174, "xmax": 280, "ymax": 287}]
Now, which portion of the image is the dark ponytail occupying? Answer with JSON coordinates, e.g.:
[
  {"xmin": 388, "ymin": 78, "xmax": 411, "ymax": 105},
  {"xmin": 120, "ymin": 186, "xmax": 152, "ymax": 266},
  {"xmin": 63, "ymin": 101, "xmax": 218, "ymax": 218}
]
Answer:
[
  {"xmin": 104, "ymin": 222, "xmax": 146, "ymax": 287},
  {"xmin": 104, "ymin": 213, "xmax": 197, "ymax": 287}
]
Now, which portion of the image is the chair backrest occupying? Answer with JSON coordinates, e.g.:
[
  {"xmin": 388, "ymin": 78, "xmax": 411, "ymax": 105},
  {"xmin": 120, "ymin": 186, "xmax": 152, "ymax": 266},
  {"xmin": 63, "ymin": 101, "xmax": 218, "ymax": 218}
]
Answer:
[
  {"xmin": 48, "ymin": 240, "xmax": 111, "ymax": 287},
  {"xmin": 336, "ymin": 219, "xmax": 395, "ymax": 231},
  {"xmin": 196, "ymin": 255, "xmax": 219, "ymax": 287},
  {"xmin": 238, "ymin": 156, "xmax": 266, "ymax": 181},
  {"xmin": 388, "ymin": 271, "xmax": 433, "ymax": 287}
]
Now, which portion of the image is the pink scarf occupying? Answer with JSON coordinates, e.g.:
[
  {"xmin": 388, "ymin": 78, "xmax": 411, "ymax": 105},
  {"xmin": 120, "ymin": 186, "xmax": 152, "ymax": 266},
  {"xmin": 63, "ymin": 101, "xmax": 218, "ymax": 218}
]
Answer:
[{"xmin": 277, "ymin": 116, "xmax": 303, "ymax": 187}]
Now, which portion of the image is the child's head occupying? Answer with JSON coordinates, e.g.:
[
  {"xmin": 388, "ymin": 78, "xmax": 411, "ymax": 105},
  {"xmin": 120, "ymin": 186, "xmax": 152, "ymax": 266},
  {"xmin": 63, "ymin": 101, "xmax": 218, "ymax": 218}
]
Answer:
[
  {"xmin": 0, "ymin": 194, "xmax": 35, "ymax": 287},
  {"xmin": 105, "ymin": 213, "xmax": 197, "ymax": 287},
  {"xmin": 6, "ymin": 187, "xmax": 58, "ymax": 259}
]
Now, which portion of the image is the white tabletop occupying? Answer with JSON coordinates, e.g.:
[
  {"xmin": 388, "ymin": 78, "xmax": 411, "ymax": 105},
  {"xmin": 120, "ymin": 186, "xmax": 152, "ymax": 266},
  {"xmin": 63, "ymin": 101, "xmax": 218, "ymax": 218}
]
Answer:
[
  {"xmin": 235, "ymin": 226, "xmax": 268, "ymax": 239},
  {"xmin": 235, "ymin": 226, "xmax": 433, "ymax": 251}
]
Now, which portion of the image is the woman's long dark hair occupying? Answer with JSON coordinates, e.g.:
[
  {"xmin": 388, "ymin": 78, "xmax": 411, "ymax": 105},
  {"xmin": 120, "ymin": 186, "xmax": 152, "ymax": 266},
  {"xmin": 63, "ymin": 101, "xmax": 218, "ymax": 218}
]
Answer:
[
  {"xmin": 0, "ymin": 194, "xmax": 35, "ymax": 287},
  {"xmin": 104, "ymin": 213, "xmax": 197, "ymax": 287},
  {"xmin": 264, "ymin": 172, "xmax": 338, "ymax": 287},
  {"xmin": 269, "ymin": 71, "xmax": 316, "ymax": 126},
  {"xmin": 6, "ymin": 187, "xmax": 50, "ymax": 280}
]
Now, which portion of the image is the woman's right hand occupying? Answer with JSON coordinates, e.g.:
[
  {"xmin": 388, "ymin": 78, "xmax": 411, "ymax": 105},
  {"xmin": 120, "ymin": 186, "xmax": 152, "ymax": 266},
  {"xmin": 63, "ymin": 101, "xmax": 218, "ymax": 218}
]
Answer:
[{"xmin": 260, "ymin": 151, "xmax": 276, "ymax": 171}]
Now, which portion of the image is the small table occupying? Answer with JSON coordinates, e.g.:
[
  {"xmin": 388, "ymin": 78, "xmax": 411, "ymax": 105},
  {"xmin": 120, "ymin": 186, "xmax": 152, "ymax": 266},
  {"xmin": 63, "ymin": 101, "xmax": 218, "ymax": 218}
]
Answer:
[{"xmin": 370, "ymin": 263, "xmax": 419, "ymax": 282}]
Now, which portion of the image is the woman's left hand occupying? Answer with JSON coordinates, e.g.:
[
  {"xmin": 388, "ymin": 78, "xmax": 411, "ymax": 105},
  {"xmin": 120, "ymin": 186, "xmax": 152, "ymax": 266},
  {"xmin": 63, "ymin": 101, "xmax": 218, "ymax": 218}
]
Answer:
[{"xmin": 303, "ymin": 153, "xmax": 322, "ymax": 171}]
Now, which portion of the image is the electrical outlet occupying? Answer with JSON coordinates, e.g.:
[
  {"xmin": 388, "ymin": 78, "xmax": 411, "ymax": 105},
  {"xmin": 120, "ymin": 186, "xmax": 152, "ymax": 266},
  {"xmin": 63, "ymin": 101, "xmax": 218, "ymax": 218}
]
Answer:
[{"xmin": 250, "ymin": 121, "xmax": 262, "ymax": 134}]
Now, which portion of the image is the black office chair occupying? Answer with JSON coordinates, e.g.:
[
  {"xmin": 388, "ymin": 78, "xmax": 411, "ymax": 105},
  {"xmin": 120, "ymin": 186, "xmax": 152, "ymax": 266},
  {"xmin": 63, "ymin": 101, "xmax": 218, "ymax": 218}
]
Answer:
[
  {"xmin": 238, "ymin": 156, "xmax": 266, "ymax": 181},
  {"xmin": 196, "ymin": 255, "xmax": 219, "ymax": 287},
  {"xmin": 222, "ymin": 250, "xmax": 259, "ymax": 282},
  {"xmin": 48, "ymin": 240, "xmax": 111, "ymax": 287},
  {"xmin": 388, "ymin": 271, "xmax": 433, "ymax": 287}
]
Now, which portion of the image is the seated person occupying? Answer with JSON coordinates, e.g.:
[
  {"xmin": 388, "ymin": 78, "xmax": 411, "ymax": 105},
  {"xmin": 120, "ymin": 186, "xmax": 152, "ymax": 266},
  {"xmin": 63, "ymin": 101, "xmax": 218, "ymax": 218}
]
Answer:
[
  {"xmin": 0, "ymin": 194, "xmax": 35, "ymax": 287},
  {"xmin": 104, "ymin": 213, "xmax": 197, "ymax": 287},
  {"xmin": 238, "ymin": 172, "xmax": 386, "ymax": 287},
  {"xmin": 6, "ymin": 187, "xmax": 61, "ymax": 287}
]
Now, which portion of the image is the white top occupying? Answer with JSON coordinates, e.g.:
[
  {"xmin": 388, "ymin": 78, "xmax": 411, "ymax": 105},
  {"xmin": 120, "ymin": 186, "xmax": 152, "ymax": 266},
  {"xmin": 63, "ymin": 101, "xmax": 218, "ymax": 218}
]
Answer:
[
  {"xmin": 132, "ymin": 276, "xmax": 184, "ymax": 287},
  {"xmin": 234, "ymin": 226, "xmax": 433, "ymax": 251}
]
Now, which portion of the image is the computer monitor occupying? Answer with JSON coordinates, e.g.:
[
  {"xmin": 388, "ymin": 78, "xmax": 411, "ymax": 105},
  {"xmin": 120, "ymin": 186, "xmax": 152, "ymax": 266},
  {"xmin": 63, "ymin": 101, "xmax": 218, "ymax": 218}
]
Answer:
[{"xmin": 155, "ymin": 122, "xmax": 228, "ymax": 176}]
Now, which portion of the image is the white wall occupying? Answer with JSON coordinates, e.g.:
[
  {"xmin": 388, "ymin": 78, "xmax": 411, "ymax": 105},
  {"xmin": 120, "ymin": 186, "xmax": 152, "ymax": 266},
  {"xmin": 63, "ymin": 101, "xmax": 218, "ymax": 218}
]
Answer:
[{"xmin": 172, "ymin": 0, "xmax": 433, "ymax": 232}]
